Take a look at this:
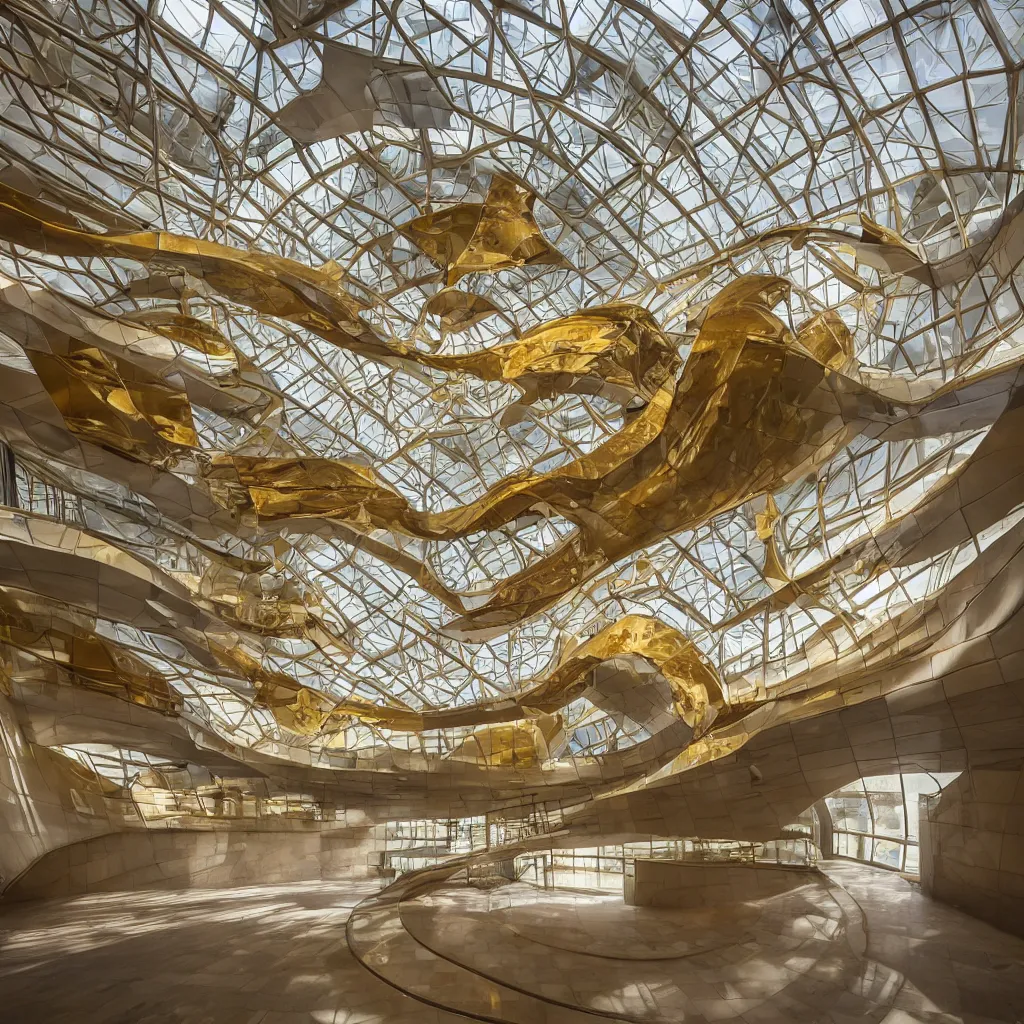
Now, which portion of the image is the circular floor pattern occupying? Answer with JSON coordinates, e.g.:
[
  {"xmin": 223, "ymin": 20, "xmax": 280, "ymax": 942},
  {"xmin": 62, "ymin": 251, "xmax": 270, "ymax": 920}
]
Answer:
[
  {"xmin": 486, "ymin": 887, "xmax": 759, "ymax": 959},
  {"xmin": 393, "ymin": 879, "xmax": 902, "ymax": 1023}
]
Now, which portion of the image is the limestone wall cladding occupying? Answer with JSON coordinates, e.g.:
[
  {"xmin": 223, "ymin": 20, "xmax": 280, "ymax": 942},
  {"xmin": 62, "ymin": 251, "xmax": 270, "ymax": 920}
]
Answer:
[
  {"xmin": 624, "ymin": 859, "xmax": 816, "ymax": 909},
  {"xmin": 919, "ymin": 764, "xmax": 1024, "ymax": 938},
  {"xmin": 2, "ymin": 826, "xmax": 381, "ymax": 900},
  {"xmin": 0, "ymin": 693, "xmax": 141, "ymax": 890}
]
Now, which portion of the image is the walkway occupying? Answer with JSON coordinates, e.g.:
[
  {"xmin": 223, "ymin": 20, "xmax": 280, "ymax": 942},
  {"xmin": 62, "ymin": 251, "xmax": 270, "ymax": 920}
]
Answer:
[{"xmin": 0, "ymin": 863, "xmax": 1021, "ymax": 1023}]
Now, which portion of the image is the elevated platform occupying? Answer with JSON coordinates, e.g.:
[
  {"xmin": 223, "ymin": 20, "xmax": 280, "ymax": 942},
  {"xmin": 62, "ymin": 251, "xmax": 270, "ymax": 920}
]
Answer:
[{"xmin": 345, "ymin": 859, "xmax": 915, "ymax": 1023}]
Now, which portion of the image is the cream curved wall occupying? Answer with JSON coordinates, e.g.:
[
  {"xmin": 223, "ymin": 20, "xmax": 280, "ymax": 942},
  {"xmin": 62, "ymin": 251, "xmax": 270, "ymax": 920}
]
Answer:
[
  {"xmin": 624, "ymin": 859, "xmax": 815, "ymax": 909},
  {"xmin": 919, "ymin": 764, "xmax": 1024, "ymax": 937},
  {"xmin": 2, "ymin": 826, "xmax": 380, "ymax": 901},
  {"xmin": 0, "ymin": 693, "xmax": 143, "ymax": 891}
]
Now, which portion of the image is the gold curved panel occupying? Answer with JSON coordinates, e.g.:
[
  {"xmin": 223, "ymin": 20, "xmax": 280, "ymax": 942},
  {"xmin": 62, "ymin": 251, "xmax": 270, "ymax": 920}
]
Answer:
[
  {"xmin": 522, "ymin": 614, "xmax": 723, "ymax": 733},
  {"xmin": 447, "ymin": 715, "xmax": 565, "ymax": 768},
  {"xmin": 444, "ymin": 275, "xmax": 859, "ymax": 634},
  {"xmin": 0, "ymin": 276, "xmax": 278, "ymax": 433},
  {"xmin": 123, "ymin": 310, "xmax": 237, "ymax": 360},
  {"xmin": 482, "ymin": 302, "xmax": 681, "ymax": 406},
  {"xmin": 423, "ymin": 289, "xmax": 501, "ymax": 333},
  {"xmin": 0, "ymin": 181, "xmax": 376, "ymax": 351},
  {"xmin": 208, "ymin": 335, "xmax": 678, "ymax": 538},
  {"xmin": 0, "ymin": 590, "xmax": 180, "ymax": 715},
  {"xmin": 200, "ymin": 303, "xmax": 680, "ymax": 534},
  {"xmin": 246, "ymin": 613, "xmax": 723, "ymax": 739},
  {"xmin": 0, "ymin": 184, "xmax": 662, "ymax": 410},
  {"xmin": 443, "ymin": 279, "xmax": 1024, "ymax": 636},
  {"xmin": 403, "ymin": 174, "xmax": 570, "ymax": 284},
  {"xmin": 195, "ymin": 563, "xmax": 315, "ymax": 639},
  {"xmin": 223, "ymin": 643, "xmax": 416, "ymax": 738},
  {"xmin": 26, "ymin": 343, "xmax": 198, "ymax": 467}
]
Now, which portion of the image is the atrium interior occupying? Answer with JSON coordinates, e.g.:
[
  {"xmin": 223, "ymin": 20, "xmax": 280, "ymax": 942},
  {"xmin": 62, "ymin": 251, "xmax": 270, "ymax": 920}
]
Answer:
[{"xmin": 0, "ymin": 1, "xmax": 1023, "ymax": 1022}]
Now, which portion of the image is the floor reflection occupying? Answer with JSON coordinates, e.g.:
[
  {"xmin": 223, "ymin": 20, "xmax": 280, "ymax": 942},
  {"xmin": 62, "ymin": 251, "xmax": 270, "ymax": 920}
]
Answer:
[{"xmin": 0, "ymin": 864, "xmax": 1021, "ymax": 1023}]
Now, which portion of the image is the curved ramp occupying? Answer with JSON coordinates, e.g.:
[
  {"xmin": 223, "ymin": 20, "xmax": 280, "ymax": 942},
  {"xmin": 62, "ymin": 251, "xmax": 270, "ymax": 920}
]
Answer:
[{"xmin": 346, "ymin": 860, "xmax": 621, "ymax": 1023}]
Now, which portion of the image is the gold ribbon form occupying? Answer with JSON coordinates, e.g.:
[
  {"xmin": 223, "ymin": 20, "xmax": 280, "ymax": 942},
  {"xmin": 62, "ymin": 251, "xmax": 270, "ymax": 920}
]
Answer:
[
  {"xmin": 26, "ymin": 343, "xmax": 198, "ymax": 468},
  {"xmin": 203, "ymin": 300, "xmax": 681, "ymax": 535},
  {"xmin": 0, "ymin": 589, "xmax": 181, "ymax": 714},
  {"xmin": 447, "ymin": 715, "xmax": 565, "ymax": 768},
  {"xmin": 242, "ymin": 614, "xmax": 724, "ymax": 740},
  {"xmin": 402, "ymin": 173, "xmax": 571, "ymax": 284},
  {"xmin": 0, "ymin": 182, "xmax": 670, "ymax": 413}
]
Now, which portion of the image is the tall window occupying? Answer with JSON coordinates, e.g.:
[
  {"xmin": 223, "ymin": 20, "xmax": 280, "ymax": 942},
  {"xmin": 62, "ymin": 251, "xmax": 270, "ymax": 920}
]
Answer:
[{"xmin": 826, "ymin": 773, "xmax": 960, "ymax": 874}]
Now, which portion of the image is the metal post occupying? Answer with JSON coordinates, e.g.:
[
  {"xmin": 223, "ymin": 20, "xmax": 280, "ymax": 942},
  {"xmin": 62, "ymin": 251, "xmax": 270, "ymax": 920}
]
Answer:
[{"xmin": 0, "ymin": 442, "xmax": 17, "ymax": 508}]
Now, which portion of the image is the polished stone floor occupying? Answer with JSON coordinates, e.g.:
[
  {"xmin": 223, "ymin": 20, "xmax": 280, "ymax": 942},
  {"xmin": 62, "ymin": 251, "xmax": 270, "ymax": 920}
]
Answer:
[
  {"xmin": 399, "ymin": 879, "xmax": 864, "ymax": 1019},
  {"xmin": 0, "ymin": 862, "xmax": 1021, "ymax": 1024}
]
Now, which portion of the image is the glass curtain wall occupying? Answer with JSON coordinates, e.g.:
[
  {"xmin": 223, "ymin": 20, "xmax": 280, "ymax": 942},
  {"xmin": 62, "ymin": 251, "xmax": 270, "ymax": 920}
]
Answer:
[
  {"xmin": 826, "ymin": 773, "xmax": 960, "ymax": 874},
  {"xmin": 516, "ymin": 832, "xmax": 817, "ymax": 892}
]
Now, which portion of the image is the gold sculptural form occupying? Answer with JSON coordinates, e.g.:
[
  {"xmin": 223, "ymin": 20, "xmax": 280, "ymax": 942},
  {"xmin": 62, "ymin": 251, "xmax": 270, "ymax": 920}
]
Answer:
[
  {"xmin": 0, "ymin": 588, "xmax": 180, "ymax": 714},
  {"xmin": 448, "ymin": 715, "xmax": 565, "ymax": 768},
  {"xmin": 249, "ymin": 658, "xmax": 566, "ymax": 764},
  {"xmin": 202, "ymin": 301, "xmax": 679, "ymax": 531},
  {"xmin": 402, "ymin": 173, "xmax": 570, "ymax": 284},
  {"xmin": 189, "ymin": 561, "xmax": 356, "ymax": 654},
  {"xmin": 602, "ymin": 517, "xmax": 1024, "ymax": 810},
  {"xmin": 518, "ymin": 615, "xmax": 722, "ymax": 733},
  {"xmin": 423, "ymin": 288, "xmax": 501, "ymax": 334},
  {"xmin": 123, "ymin": 309, "xmax": 237, "ymax": 360},
  {"xmin": 244, "ymin": 614, "xmax": 724, "ymax": 740},
  {"xmin": 0, "ymin": 181, "xmax": 375, "ymax": 351},
  {"xmin": 0, "ymin": 273, "xmax": 281, "ymax": 428},
  {"xmin": 0, "ymin": 509, "xmax": 325, "ymax": 722},
  {"xmin": 26, "ymin": 342, "xmax": 198, "ymax": 468},
  {"xmin": 216, "ymin": 642, "xmax": 416, "ymax": 738},
  {"xmin": 1, "ymin": 182, "xmax": 1022, "ymax": 641},
  {"xmin": 0, "ymin": 181, "xmax": 667, "ymax": 413},
  {"xmin": 0, "ymin": 274, "xmax": 281, "ymax": 489},
  {"xmin": 205, "ymin": 276, "xmax": 1024, "ymax": 638},
  {"xmin": 0, "ymin": 271, "xmax": 675, "ymax": 508},
  {"xmin": 194, "ymin": 562, "xmax": 316, "ymax": 638}
]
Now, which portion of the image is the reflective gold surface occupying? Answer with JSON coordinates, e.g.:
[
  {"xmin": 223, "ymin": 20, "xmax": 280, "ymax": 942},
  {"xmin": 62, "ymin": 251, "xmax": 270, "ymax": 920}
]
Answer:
[
  {"xmin": 26, "ymin": 343, "xmax": 198, "ymax": 467},
  {"xmin": 444, "ymin": 278, "xmax": 1024, "ymax": 635},
  {"xmin": 448, "ymin": 715, "xmax": 565, "ymax": 767},
  {"xmin": 404, "ymin": 174, "xmax": 570, "ymax": 285},
  {"xmin": 244, "ymin": 612, "xmax": 722, "ymax": 740},
  {"xmin": 423, "ymin": 289, "xmax": 501, "ymax": 334},
  {"xmin": 0, "ymin": 589, "xmax": 180, "ymax": 714},
  {"xmin": 194, "ymin": 563, "xmax": 315, "ymax": 638},
  {"xmin": 125, "ymin": 310, "xmax": 236, "ymax": 359},
  {"xmin": 207, "ymin": 302, "xmax": 677, "ymax": 531},
  {"xmin": 519, "ymin": 614, "xmax": 722, "ymax": 734}
]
